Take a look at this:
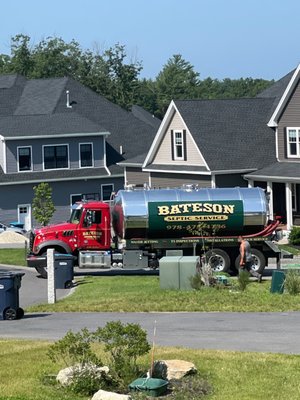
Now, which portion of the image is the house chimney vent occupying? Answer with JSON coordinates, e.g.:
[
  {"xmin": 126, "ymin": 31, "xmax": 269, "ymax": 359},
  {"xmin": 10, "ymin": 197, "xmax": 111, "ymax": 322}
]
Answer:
[
  {"xmin": 120, "ymin": 145, "xmax": 123, "ymax": 154},
  {"xmin": 66, "ymin": 90, "xmax": 72, "ymax": 108}
]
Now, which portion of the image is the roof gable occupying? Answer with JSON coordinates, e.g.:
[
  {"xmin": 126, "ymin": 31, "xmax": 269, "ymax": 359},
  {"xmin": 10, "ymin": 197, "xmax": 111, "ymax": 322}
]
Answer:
[{"xmin": 145, "ymin": 98, "xmax": 277, "ymax": 172}]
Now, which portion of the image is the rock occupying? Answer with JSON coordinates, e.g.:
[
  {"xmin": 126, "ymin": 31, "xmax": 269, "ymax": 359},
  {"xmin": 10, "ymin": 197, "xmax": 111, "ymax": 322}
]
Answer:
[
  {"xmin": 151, "ymin": 359, "xmax": 197, "ymax": 380},
  {"xmin": 56, "ymin": 363, "xmax": 109, "ymax": 386},
  {"xmin": 92, "ymin": 389, "xmax": 131, "ymax": 400}
]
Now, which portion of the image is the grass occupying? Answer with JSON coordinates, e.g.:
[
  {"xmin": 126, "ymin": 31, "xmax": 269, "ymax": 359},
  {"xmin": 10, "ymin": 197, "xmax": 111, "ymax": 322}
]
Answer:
[
  {"xmin": 1, "ymin": 339, "xmax": 300, "ymax": 400},
  {"xmin": 278, "ymin": 244, "xmax": 300, "ymax": 256},
  {"xmin": 26, "ymin": 275, "xmax": 300, "ymax": 313},
  {"xmin": 0, "ymin": 248, "xmax": 27, "ymax": 266}
]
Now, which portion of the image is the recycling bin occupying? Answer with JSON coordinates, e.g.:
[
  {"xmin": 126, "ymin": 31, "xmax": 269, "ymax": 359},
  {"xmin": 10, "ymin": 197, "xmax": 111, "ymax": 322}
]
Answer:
[
  {"xmin": 0, "ymin": 272, "xmax": 25, "ymax": 320},
  {"xmin": 54, "ymin": 254, "xmax": 74, "ymax": 289},
  {"xmin": 270, "ymin": 270, "xmax": 285, "ymax": 294}
]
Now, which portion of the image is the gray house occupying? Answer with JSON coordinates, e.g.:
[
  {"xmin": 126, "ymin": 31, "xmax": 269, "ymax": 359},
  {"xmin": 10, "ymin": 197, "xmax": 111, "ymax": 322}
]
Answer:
[
  {"xmin": 0, "ymin": 74, "xmax": 159, "ymax": 230},
  {"xmin": 123, "ymin": 64, "xmax": 300, "ymax": 232}
]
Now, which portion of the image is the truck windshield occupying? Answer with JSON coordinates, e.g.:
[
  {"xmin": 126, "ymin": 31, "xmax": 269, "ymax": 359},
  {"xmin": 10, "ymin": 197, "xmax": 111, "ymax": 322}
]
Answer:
[{"xmin": 69, "ymin": 209, "xmax": 82, "ymax": 224}]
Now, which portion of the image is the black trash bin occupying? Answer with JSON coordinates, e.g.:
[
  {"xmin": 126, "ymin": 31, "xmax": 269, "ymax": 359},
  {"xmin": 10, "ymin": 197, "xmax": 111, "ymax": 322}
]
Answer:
[
  {"xmin": 54, "ymin": 254, "xmax": 74, "ymax": 289},
  {"xmin": 0, "ymin": 272, "xmax": 25, "ymax": 320}
]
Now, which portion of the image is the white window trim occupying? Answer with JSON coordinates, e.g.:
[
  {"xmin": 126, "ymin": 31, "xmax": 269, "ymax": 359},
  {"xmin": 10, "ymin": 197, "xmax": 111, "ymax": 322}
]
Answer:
[
  {"xmin": 79, "ymin": 142, "xmax": 94, "ymax": 168},
  {"xmin": 42, "ymin": 143, "xmax": 70, "ymax": 171},
  {"xmin": 70, "ymin": 193, "xmax": 82, "ymax": 207},
  {"xmin": 292, "ymin": 183, "xmax": 297, "ymax": 212},
  {"xmin": 173, "ymin": 130, "xmax": 184, "ymax": 161},
  {"xmin": 286, "ymin": 127, "xmax": 300, "ymax": 158},
  {"xmin": 101, "ymin": 183, "xmax": 114, "ymax": 202},
  {"xmin": 17, "ymin": 145, "xmax": 32, "ymax": 172}
]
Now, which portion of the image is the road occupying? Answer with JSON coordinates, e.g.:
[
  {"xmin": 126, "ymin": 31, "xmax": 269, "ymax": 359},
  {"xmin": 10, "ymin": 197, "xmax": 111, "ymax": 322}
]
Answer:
[{"xmin": 1, "ymin": 264, "xmax": 300, "ymax": 354}]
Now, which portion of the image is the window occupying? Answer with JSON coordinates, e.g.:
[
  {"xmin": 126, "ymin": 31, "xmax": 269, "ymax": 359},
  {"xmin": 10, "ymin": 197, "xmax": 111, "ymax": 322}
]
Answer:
[
  {"xmin": 71, "ymin": 194, "xmax": 82, "ymax": 206},
  {"xmin": 171, "ymin": 130, "xmax": 186, "ymax": 161},
  {"xmin": 43, "ymin": 145, "xmax": 68, "ymax": 170},
  {"xmin": 287, "ymin": 128, "xmax": 300, "ymax": 157},
  {"xmin": 18, "ymin": 146, "xmax": 32, "ymax": 171},
  {"xmin": 101, "ymin": 184, "xmax": 114, "ymax": 201},
  {"xmin": 80, "ymin": 143, "xmax": 93, "ymax": 167}
]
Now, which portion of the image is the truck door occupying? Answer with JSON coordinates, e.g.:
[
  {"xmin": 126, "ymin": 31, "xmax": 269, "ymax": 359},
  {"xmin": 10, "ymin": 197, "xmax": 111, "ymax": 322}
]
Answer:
[{"xmin": 79, "ymin": 208, "xmax": 109, "ymax": 250}]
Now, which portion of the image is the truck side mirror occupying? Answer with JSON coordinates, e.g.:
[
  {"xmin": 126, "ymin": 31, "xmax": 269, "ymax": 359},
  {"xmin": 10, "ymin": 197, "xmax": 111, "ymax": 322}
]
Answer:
[{"xmin": 84, "ymin": 211, "xmax": 93, "ymax": 227}]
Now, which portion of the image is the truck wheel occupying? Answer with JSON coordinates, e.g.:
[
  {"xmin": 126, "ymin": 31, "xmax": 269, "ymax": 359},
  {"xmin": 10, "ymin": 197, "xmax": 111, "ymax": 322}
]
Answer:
[
  {"xmin": 204, "ymin": 249, "xmax": 231, "ymax": 272},
  {"xmin": 35, "ymin": 266, "xmax": 48, "ymax": 279},
  {"xmin": 235, "ymin": 249, "xmax": 266, "ymax": 274}
]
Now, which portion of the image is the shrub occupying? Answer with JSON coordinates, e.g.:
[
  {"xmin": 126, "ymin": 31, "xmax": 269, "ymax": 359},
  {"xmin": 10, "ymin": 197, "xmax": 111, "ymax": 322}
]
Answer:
[
  {"xmin": 94, "ymin": 321, "xmax": 151, "ymax": 385},
  {"xmin": 284, "ymin": 270, "xmax": 300, "ymax": 295},
  {"xmin": 189, "ymin": 273, "xmax": 203, "ymax": 290},
  {"xmin": 237, "ymin": 269, "xmax": 250, "ymax": 291},
  {"xmin": 47, "ymin": 328, "xmax": 100, "ymax": 367},
  {"xmin": 288, "ymin": 226, "xmax": 300, "ymax": 245}
]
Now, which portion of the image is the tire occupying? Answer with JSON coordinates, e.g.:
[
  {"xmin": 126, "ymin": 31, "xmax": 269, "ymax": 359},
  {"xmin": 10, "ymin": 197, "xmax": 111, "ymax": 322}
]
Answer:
[
  {"xmin": 4, "ymin": 308, "xmax": 17, "ymax": 320},
  {"xmin": 204, "ymin": 249, "xmax": 231, "ymax": 273},
  {"xmin": 35, "ymin": 266, "xmax": 48, "ymax": 279},
  {"xmin": 16, "ymin": 307, "xmax": 24, "ymax": 319},
  {"xmin": 235, "ymin": 248, "xmax": 266, "ymax": 274}
]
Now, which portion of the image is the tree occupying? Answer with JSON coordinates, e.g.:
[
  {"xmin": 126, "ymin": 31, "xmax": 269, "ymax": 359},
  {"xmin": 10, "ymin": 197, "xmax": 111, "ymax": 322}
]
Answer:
[
  {"xmin": 155, "ymin": 54, "xmax": 201, "ymax": 117},
  {"xmin": 32, "ymin": 182, "xmax": 56, "ymax": 226}
]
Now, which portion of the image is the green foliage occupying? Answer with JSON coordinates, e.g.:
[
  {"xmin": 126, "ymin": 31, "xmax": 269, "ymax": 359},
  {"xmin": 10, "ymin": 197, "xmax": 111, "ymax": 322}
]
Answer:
[
  {"xmin": 189, "ymin": 272, "xmax": 203, "ymax": 290},
  {"xmin": 94, "ymin": 321, "xmax": 151, "ymax": 383},
  {"xmin": 0, "ymin": 34, "xmax": 273, "ymax": 118},
  {"xmin": 32, "ymin": 182, "xmax": 56, "ymax": 226},
  {"xmin": 47, "ymin": 328, "xmax": 100, "ymax": 367},
  {"xmin": 237, "ymin": 269, "xmax": 250, "ymax": 291},
  {"xmin": 288, "ymin": 226, "xmax": 300, "ymax": 246},
  {"xmin": 284, "ymin": 270, "xmax": 300, "ymax": 295}
]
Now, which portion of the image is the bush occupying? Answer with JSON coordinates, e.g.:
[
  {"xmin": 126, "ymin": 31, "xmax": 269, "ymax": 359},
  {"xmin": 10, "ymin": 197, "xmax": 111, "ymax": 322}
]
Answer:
[
  {"xmin": 94, "ymin": 321, "xmax": 151, "ymax": 385},
  {"xmin": 288, "ymin": 226, "xmax": 300, "ymax": 245},
  {"xmin": 237, "ymin": 269, "xmax": 250, "ymax": 291},
  {"xmin": 189, "ymin": 273, "xmax": 203, "ymax": 290},
  {"xmin": 284, "ymin": 270, "xmax": 300, "ymax": 295}
]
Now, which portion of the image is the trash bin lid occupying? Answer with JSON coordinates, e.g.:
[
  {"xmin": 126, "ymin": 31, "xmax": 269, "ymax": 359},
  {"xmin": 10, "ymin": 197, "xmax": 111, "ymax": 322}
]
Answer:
[{"xmin": 0, "ymin": 271, "xmax": 25, "ymax": 279}]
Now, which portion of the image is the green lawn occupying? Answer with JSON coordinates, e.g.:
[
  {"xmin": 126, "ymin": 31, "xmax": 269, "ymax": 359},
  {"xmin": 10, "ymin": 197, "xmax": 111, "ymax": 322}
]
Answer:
[
  {"xmin": 1, "ymin": 340, "xmax": 300, "ymax": 400},
  {"xmin": 27, "ymin": 275, "xmax": 300, "ymax": 313}
]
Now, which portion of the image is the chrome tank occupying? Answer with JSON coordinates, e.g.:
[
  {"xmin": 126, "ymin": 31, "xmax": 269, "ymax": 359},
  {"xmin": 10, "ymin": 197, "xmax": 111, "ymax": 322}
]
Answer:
[{"xmin": 111, "ymin": 187, "xmax": 268, "ymax": 239}]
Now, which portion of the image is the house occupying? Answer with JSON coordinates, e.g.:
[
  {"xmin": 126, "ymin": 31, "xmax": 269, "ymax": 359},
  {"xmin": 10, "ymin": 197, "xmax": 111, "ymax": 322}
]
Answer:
[
  {"xmin": 123, "ymin": 65, "xmax": 300, "ymax": 232},
  {"xmin": 0, "ymin": 74, "xmax": 158, "ymax": 230}
]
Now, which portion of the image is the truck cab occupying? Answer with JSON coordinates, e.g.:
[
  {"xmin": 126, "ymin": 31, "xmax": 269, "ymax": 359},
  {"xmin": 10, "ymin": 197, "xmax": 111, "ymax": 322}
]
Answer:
[{"xmin": 29, "ymin": 201, "xmax": 111, "ymax": 259}]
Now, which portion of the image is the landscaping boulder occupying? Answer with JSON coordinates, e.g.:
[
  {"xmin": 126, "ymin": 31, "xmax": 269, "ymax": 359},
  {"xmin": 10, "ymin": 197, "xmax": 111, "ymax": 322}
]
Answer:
[
  {"xmin": 56, "ymin": 363, "xmax": 109, "ymax": 386},
  {"xmin": 151, "ymin": 359, "xmax": 197, "ymax": 380},
  {"xmin": 92, "ymin": 390, "xmax": 131, "ymax": 400}
]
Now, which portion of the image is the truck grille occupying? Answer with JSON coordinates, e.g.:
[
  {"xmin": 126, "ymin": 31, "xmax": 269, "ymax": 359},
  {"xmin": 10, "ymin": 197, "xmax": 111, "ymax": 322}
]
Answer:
[{"xmin": 29, "ymin": 231, "xmax": 35, "ymax": 253}]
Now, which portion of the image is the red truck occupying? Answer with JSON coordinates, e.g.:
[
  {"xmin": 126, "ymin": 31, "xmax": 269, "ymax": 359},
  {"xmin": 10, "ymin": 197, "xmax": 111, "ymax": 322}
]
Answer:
[{"xmin": 27, "ymin": 186, "xmax": 281, "ymax": 277}]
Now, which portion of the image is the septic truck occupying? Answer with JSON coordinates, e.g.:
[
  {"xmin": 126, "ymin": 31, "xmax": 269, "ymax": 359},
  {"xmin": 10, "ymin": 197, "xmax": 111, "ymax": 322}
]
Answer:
[{"xmin": 27, "ymin": 186, "xmax": 281, "ymax": 277}]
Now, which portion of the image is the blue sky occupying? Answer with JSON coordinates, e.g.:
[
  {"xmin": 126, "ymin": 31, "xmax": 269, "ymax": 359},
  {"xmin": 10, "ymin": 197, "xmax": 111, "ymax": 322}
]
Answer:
[{"xmin": 1, "ymin": 0, "xmax": 300, "ymax": 81}]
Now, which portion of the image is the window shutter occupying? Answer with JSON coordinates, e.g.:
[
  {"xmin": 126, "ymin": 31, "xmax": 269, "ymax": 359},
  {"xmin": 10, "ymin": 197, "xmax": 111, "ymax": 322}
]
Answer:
[
  {"xmin": 183, "ymin": 130, "xmax": 187, "ymax": 161},
  {"xmin": 171, "ymin": 130, "xmax": 174, "ymax": 160}
]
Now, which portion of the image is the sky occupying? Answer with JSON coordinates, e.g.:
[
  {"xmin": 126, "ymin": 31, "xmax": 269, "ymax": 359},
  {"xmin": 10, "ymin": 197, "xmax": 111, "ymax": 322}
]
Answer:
[{"xmin": 1, "ymin": 0, "xmax": 300, "ymax": 82}]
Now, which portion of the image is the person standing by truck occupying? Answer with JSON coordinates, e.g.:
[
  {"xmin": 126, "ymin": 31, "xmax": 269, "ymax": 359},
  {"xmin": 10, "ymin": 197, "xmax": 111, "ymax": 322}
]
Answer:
[{"xmin": 238, "ymin": 236, "xmax": 262, "ymax": 282}]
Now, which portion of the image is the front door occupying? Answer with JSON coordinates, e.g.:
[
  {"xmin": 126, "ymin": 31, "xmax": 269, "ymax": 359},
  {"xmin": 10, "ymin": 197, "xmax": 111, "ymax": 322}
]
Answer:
[
  {"xmin": 272, "ymin": 183, "xmax": 286, "ymax": 223},
  {"xmin": 18, "ymin": 204, "xmax": 31, "ymax": 231}
]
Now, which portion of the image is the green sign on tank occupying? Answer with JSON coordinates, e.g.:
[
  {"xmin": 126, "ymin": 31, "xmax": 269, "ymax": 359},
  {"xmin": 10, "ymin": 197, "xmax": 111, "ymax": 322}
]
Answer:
[{"xmin": 148, "ymin": 200, "xmax": 244, "ymax": 237}]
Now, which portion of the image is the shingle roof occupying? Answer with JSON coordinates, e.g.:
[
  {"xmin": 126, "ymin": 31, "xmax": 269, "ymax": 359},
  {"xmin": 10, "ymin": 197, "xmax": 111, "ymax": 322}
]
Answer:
[
  {"xmin": 0, "ymin": 74, "xmax": 159, "ymax": 176},
  {"xmin": 0, "ymin": 165, "xmax": 110, "ymax": 185},
  {"xmin": 245, "ymin": 161, "xmax": 300, "ymax": 180},
  {"xmin": 0, "ymin": 113, "xmax": 106, "ymax": 137},
  {"xmin": 174, "ymin": 98, "xmax": 277, "ymax": 171}
]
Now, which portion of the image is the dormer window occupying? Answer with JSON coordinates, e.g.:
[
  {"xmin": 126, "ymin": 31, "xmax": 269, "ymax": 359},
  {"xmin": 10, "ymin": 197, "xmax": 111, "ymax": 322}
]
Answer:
[
  {"xmin": 171, "ymin": 130, "xmax": 187, "ymax": 161},
  {"xmin": 287, "ymin": 128, "xmax": 300, "ymax": 157}
]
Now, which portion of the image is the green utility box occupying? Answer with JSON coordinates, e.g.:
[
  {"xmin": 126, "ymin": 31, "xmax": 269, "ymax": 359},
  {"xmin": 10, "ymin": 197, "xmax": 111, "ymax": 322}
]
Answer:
[
  {"xmin": 159, "ymin": 256, "xmax": 181, "ymax": 289},
  {"xmin": 179, "ymin": 256, "xmax": 200, "ymax": 290},
  {"xmin": 129, "ymin": 377, "xmax": 168, "ymax": 397},
  {"xmin": 165, "ymin": 249, "xmax": 183, "ymax": 257},
  {"xmin": 270, "ymin": 270, "xmax": 285, "ymax": 294}
]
